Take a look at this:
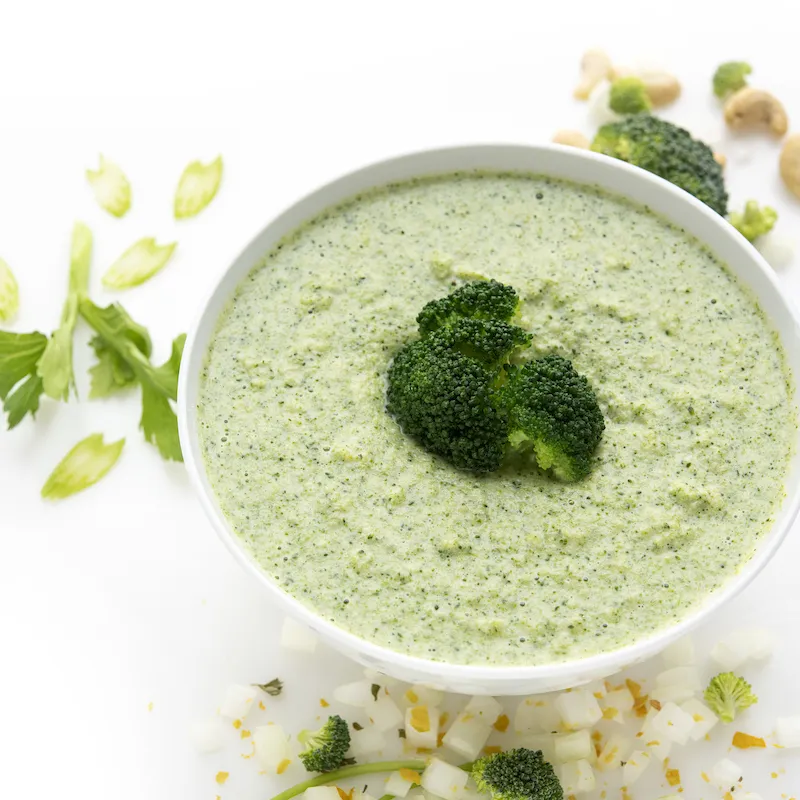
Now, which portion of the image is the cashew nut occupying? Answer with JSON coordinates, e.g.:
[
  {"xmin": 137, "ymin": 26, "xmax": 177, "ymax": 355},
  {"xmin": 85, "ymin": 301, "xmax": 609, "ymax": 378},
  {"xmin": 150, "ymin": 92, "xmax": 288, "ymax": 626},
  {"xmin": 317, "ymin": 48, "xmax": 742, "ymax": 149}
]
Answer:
[
  {"xmin": 574, "ymin": 49, "xmax": 613, "ymax": 100},
  {"xmin": 552, "ymin": 130, "xmax": 590, "ymax": 149},
  {"xmin": 723, "ymin": 87, "xmax": 789, "ymax": 136},
  {"xmin": 714, "ymin": 152, "xmax": 727, "ymax": 169},
  {"xmin": 640, "ymin": 72, "xmax": 681, "ymax": 108},
  {"xmin": 780, "ymin": 134, "xmax": 800, "ymax": 199}
]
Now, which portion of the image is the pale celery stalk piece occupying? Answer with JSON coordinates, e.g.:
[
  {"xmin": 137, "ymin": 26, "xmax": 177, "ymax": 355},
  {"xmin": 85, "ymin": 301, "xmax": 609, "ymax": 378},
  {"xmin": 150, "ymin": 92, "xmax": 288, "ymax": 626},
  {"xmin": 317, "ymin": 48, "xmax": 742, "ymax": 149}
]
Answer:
[
  {"xmin": 174, "ymin": 156, "xmax": 223, "ymax": 219},
  {"xmin": 0, "ymin": 258, "xmax": 20, "ymax": 322},
  {"xmin": 41, "ymin": 433, "xmax": 125, "ymax": 500},
  {"xmin": 37, "ymin": 222, "xmax": 92, "ymax": 400},
  {"xmin": 102, "ymin": 238, "xmax": 177, "ymax": 290},
  {"xmin": 86, "ymin": 155, "xmax": 132, "ymax": 218}
]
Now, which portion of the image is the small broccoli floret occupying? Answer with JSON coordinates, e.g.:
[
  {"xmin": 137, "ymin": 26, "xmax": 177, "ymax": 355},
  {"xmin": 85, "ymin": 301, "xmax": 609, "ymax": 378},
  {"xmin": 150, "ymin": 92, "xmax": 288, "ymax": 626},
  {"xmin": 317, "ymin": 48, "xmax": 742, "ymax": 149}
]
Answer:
[
  {"xmin": 729, "ymin": 200, "xmax": 778, "ymax": 242},
  {"xmin": 417, "ymin": 279, "xmax": 520, "ymax": 334},
  {"xmin": 472, "ymin": 748, "xmax": 564, "ymax": 800},
  {"xmin": 297, "ymin": 715, "xmax": 352, "ymax": 773},
  {"xmin": 609, "ymin": 77, "xmax": 652, "ymax": 115},
  {"xmin": 386, "ymin": 321, "xmax": 525, "ymax": 472},
  {"xmin": 503, "ymin": 355, "xmax": 605, "ymax": 481},
  {"xmin": 713, "ymin": 61, "xmax": 752, "ymax": 99},
  {"xmin": 591, "ymin": 114, "xmax": 728, "ymax": 216},
  {"xmin": 704, "ymin": 672, "xmax": 758, "ymax": 723}
]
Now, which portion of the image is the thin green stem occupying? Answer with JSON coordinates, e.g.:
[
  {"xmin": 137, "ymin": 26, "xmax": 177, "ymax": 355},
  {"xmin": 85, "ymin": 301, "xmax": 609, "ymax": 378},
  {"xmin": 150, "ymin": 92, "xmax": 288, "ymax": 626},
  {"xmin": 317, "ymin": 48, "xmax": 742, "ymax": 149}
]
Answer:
[{"xmin": 270, "ymin": 761, "xmax": 426, "ymax": 800}]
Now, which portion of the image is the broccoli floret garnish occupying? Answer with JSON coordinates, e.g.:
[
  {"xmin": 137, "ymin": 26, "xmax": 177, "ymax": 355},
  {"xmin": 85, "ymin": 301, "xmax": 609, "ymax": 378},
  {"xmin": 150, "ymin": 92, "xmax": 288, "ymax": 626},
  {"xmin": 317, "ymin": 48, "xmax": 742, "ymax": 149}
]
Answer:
[
  {"xmin": 609, "ymin": 77, "xmax": 652, "ymax": 115},
  {"xmin": 704, "ymin": 672, "xmax": 758, "ymax": 723},
  {"xmin": 591, "ymin": 114, "xmax": 728, "ymax": 216},
  {"xmin": 504, "ymin": 355, "xmax": 605, "ymax": 482},
  {"xmin": 298, "ymin": 715, "xmax": 352, "ymax": 773},
  {"xmin": 386, "ymin": 282, "xmax": 604, "ymax": 479},
  {"xmin": 729, "ymin": 200, "xmax": 778, "ymax": 242},
  {"xmin": 713, "ymin": 61, "xmax": 752, "ymax": 99},
  {"xmin": 472, "ymin": 748, "xmax": 564, "ymax": 800},
  {"xmin": 417, "ymin": 279, "xmax": 521, "ymax": 334}
]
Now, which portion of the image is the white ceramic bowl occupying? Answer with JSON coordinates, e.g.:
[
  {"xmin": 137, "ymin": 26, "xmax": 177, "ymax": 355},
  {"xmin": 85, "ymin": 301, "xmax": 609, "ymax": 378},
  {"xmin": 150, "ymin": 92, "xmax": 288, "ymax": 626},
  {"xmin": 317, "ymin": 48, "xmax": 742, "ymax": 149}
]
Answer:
[{"xmin": 178, "ymin": 144, "xmax": 800, "ymax": 695}]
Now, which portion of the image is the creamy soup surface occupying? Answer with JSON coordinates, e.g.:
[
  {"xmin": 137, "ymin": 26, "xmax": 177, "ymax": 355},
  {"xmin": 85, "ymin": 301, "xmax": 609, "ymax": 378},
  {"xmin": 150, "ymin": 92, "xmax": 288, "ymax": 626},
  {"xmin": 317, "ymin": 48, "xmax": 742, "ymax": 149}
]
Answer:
[{"xmin": 198, "ymin": 172, "xmax": 795, "ymax": 666}]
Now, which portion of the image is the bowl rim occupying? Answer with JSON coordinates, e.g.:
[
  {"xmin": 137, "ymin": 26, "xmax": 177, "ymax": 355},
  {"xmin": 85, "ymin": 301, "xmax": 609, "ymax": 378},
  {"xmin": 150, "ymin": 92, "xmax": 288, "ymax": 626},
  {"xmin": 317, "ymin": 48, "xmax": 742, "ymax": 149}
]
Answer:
[{"xmin": 178, "ymin": 142, "xmax": 800, "ymax": 685}]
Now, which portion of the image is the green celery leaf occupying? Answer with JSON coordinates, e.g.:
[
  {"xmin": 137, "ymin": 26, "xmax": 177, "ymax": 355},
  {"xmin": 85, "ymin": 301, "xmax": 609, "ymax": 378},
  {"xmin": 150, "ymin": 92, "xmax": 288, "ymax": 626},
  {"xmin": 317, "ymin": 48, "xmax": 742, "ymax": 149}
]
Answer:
[
  {"xmin": 87, "ymin": 311, "xmax": 152, "ymax": 399},
  {"xmin": 0, "ymin": 258, "xmax": 20, "ymax": 322},
  {"xmin": 41, "ymin": 433, "xmax": 125, "ymax": 500},
  {"xmin": 140, "ymin": 384, "xmax": 182, "ymax": 461},
  {"xmin": 37, "ymin": 222, "xmax": 93, "ymax": 401},
  {"xmin": 149, "ymin": 334, "xmax": 186, "ymax": 401},
  {"xmin": 102, "ymin": 238, "xmax": 177, "ymax": 290},
  {"xmin": 0, "ymin": 330, "xmax": 48, "ymax": 399},
  {"xmin": 86, "ymin": 155, "xmax": 131, "ymax": 218},
  {"xmin": 174, "ymin": 156, "xmax": 223, "ymax": 219},
  {"xmin": 4, "ymin": 373, "xmax": 45, "ymax": 429}
]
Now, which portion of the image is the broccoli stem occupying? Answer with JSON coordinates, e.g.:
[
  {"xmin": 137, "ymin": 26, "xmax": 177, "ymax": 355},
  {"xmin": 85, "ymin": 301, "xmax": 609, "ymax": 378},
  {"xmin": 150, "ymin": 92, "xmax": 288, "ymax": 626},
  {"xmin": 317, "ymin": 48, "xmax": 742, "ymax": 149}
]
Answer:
[{"xmin": 270, "ymin": 760, "xmax": 426, "ymax": 800}]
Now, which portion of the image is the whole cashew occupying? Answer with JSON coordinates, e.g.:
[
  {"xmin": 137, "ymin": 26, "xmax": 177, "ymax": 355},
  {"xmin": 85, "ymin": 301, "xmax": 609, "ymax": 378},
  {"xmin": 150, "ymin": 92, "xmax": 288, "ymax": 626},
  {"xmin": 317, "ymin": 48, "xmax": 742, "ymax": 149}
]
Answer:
[
  {"xmin": 724, "ymin": 87, "xmax": 789, "ymax": 136},
  {"xmin": 553, "ymin": 130, "xmax": 590, "ymax": 149},
  {"xmin": 714, "ymin": 152, "xmax": 727, "ymax": 169},
  {"xmin": 574, "ymin": 49, "xmax": 613, "ymax": 100},
  {"xmin": 780, "ymin": 134, "xmax": 800, "ymax": 199},
  {"xmin": 640, "ymin": 72, "xmax": 681, "ymax": 108}
]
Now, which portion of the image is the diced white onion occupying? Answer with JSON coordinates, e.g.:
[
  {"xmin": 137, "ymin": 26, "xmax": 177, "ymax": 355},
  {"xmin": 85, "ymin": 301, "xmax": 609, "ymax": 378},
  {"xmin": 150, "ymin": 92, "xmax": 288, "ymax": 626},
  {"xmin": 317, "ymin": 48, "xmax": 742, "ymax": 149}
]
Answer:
[
  {"xmin": 404, "ymin": 705, "xmax": 439, "ymax": 748},
  {"xmin": 254, "ymin": 724, "xmax": 289, "ymax": 772},
  {"xmin": 587, "ymin": 81, "xmax": 621, "ymax": 127},
  {"xmin": 463, "ymin": 695, "xmax": 504, "ymax": 724},
  {"xmin": 349, "ymin": 727, "xmax": 387, "ymax": 756},
  {"xmin": 514, "ymin": 697, "xmax": 561, "ymax": 734},
  {"xmin": 649, "ymin": 684, "xmax": 696, "ymax": 705},
  {"xmin": 655, "ymin": 666, "xmax": 702, "ymax": 691},
  {"xmin": 304, "ymin": 788, "xmax": 341, "ymax": 800},
  {"xmin": 775, "ymin": 716, "xmax": 800, "ymax": 748},
  {"xmin": 559, "ymin": 759, "xmax": 595, "ymax": 794},
  {"xmin": 280, "ymin": 617, "xmax": 318, "ymax": 653},
  {"xmin": 363, "ymin": 668, "xmax": 404, "ymax": 691},
  {"xmin": 403, "ymin": 685, "xmax": 445, "ymax": 707},
  {"xmin": 596, "ymin": 734, "xmax": 633, "ymax": 771},
  {"xmin": 442, "ymin": 713, "xmax": 492, "ymax": 760},
  {"xmin": 710, "ymin": 628, "xmax": 775, "ymax": 670},
  {"xmin": 740, "ymin": 794, "xmax": 763, "ymax": 800},
  {"xmin": 601, "ymin": 687, "xmax": 634, "ymax": 722},
  {"xmin": 650, "ymin": 702, "xmax": 695, "ymax": 745},
  {"xmin": 555, "ymin": 690, "xmax": 602, "ymax": 730},
  {"xmin": 385, "ymin": 770, "xmax": 418, "ymax": 798},
  {"xmin": 188, "ymin": 718, "xmax": 226, "ymax": 754},
  {"xmin": 220, "ymin": 684, "xmax": 258, "ymax": 720},
  {"xmin": 368, "ymin": 693, "xmax": 404, "ymax": 732},
  {"xmin": 639, "ymin": 714, "xmax": 672, "ymax": 761},
  {"xmin": 420, "ymin": 757, "xmax": 470, "ymax": 800},
  {"xmin": 333, "ymin": 681, "xmax": 375, "ymax": 707},
  {"xmin": 679, "ymin": 698, "xmax": 718, "ymax": 741},
  {"xmin": 621, "ymin": 750, "xmax": 651, "ymax": 786},
  {"xmin": 661, "ymin": 636, "xmax": 696, "ymax": 666},
  {"xmin": 554, "ymin": 729, "xmax": 593, "ymax": 763},
  {"xmin": 711, "ymin": 757, "xmax": 742, "ymax": 787}
]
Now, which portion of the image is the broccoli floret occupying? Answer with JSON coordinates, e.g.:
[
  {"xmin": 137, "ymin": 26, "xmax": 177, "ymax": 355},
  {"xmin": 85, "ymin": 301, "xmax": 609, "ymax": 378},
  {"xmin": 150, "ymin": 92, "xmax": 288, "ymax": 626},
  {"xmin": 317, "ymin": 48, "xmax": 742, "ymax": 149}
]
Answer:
[
  {"xmin": 417, "ymin": 279, "xmax": 520, "ymax": 334},
  {"xmin": 713, "ymin": 61, "xmax": 752, "ymax": 99},
  {"xmin": 297, "ymin": 715, "xmax": 351, "ymax": 773},
  {"xmin": 591, "ymin": 114, "xmax": 728, "ymax": 216},
  {"xmin": 609, "ymin": 77, "xmax": 652, "ymax": 115},
  {"xmin": 704, "ymin": 672, "xmax": 758, "ymax": 723},
  {"xmin": 472, "ymin": 748, "xmax": 563, "ymax": 800},
  {"xmin": 387, "ymin": 283, "xmax": 604, "ymax": 479},
  {"xmin": 386, "ymin": 320, "xmax": 526, "ymax": 472},
  {"xmin": 729, "ymin": 200, "xmax": 778, "ymax": 242},
  {"xmin": 503, "ymin": 355, "xmax": 605, "ymax": 481}
]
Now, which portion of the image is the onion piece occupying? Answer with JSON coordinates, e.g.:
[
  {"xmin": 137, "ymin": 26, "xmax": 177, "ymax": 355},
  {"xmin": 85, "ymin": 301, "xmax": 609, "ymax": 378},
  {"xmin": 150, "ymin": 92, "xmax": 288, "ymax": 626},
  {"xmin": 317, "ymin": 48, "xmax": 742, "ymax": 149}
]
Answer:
[
  {"xmin": 711, "ymin": 757, "xmax": 742, "ymax": 787},
  {"xmin": 679, "ymin": 698, "xmax": 718, "ymax": 741},
  {"xmin": 554, "ymin": 729, "xmax": 593, "ymax": 763},
  {"xmin": 661, "ymin": 636, "xmax": 696, "ymax": 666},
  {"xmin": 421, "ymin": 757, "xmax": 470, "ymax": 800},
  {"xmin": 254, "ymin": 724, "xmax": 289, "ymax": 772},
  {"xmin": 220, "ymin": 684, "xmax": 258, "ymax": 720},
  {"xmin": 555, "ymin": 690, "xmax": 602, "ymax": 730},
  {"xmin": 280, "ymin": 617, "xmax": 318, "ymax": 653},
  {"xmin": 622, "ymin": 750, "xmax": 651, "ymax": 786},
  {"xmin": 333, "ymin": 681, "xmax": 375, "ymax": 707},
  {"xmin": 514, "ymin": 696, "xmax": 561, "ymax": 734},
  {"xmin": 559, "ymin": 759, "xmax": 595, "ymax": 794},
  {"xmin": 775, "ymin": 716, "xmax": 800, "ymax": 748},
  {"xmin": 442, "ymin": 713, "xmax": 492, "ymax": 760}
]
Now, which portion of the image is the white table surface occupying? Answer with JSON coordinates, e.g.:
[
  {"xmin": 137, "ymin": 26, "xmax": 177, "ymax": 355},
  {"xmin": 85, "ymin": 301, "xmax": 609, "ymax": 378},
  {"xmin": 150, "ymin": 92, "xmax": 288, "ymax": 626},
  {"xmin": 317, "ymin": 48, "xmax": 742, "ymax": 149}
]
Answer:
[{"xmin": 1, "ymin": 2, "xmax": 799, "ymax": 797}]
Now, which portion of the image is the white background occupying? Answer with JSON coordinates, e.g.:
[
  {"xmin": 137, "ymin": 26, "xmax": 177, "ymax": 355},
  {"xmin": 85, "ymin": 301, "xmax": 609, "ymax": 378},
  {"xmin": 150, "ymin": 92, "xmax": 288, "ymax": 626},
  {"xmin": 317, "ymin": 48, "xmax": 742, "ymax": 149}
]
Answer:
[{"xmin": 1, "ymin": 1, "xmax": 799, "ymax": 797}]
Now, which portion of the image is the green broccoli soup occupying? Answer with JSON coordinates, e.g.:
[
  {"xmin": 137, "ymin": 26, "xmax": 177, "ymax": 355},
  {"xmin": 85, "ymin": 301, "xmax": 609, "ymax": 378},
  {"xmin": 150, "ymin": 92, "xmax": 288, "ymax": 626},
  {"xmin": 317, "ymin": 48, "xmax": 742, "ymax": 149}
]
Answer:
[{"xmin": 198, "ymin": 172, "xmax": 795, "ymax": 666}]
